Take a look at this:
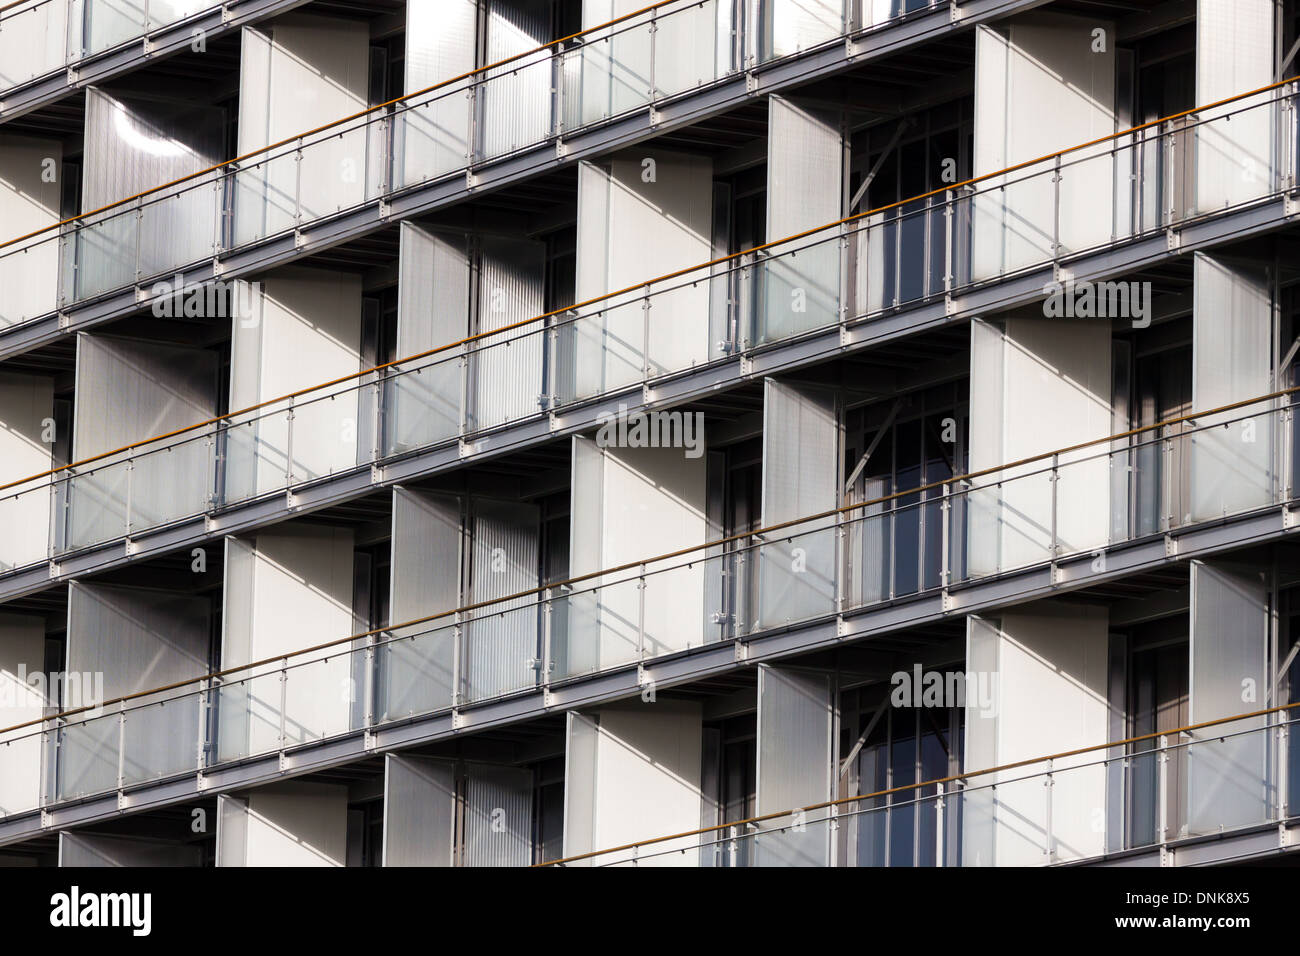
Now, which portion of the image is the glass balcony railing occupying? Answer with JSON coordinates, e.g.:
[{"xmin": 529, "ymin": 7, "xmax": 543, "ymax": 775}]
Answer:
[
  {"xmin": 0, "ymin": 0, "xmax": 952, "ymax": 329},
  {"xmin": 551, "ymin": 712, "xmax": 1300, "ymax": 867},
  {"xmin": 0, "ymin": 84, "xmax": 1295, "ymax": 583},
  {"xmin": 0, "ymin": 388, "xmax": 1297, "ymax": 820}
]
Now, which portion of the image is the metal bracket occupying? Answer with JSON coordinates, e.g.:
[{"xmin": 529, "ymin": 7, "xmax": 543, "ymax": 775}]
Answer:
[
  {"xmin": 378, "ymin": 199, "xmax": 392, "ymax": 221},
  {"xmin": 57, "ymin": 311, "xmax": 71, "ymax": 331},
  {"xmin": 117, "ymin": 791, "xmax": 128, "ymax": 811},
  {"xmin": 1165, "ymin": 228, "xmax": 1180, "ymax": 253},
  {"xmin": 221, "ymin": 3, "xmax": 234, "ymax": 24},
  {"xmin": 278, "ymin": 751, "xmax": 288, "ymax": 772},
  {"xmin": 48, "ymin": 561, "xmax": 61, "ymax": 580},
  {"xmin": 196, "ymin": 772, "xmax": 209, "ymax": 792},
  {"xmin": 1164, "ymin": 533, "xmax": 1178, "ymax": 558},
  {"xmin": 370, "ymin": 463, "xmax": 384, "ymax": 484},
  {"xmin": 40, "ymin": 809, "xmax": 52, "ymax": 829},
  {"xmin": 556, "ymin": 139, "xmax": 568, "ymax": 159},
  {"xmin": 745, "ymin": 71, "xmax": 759, "ymax": 95},
  {"xmin": 648, "ymin": 107, "xmax": 663, "ymax": 128},
  {"xmin": 465, "ymin": 169, "xmax": 478, "ymax": 190},
  {"xmin": 739, "ymin": 353, "xmax": 754, "ymax": 378},
  {"xmin": 294, "ymin": 230, "xmax": 308, "ymax": 250},
  {"xmin": 734, "ymin": 641, "xmax": 749, "ymax": 662},
  {"xmin": 944, "ymin": 294, "xmax": 957, "ymax": 316},
  {"xmin": 1285, "ymin": 506, "xmax": 1299, "ymax": 530},
  {"xmin": 363, "ymin": 730, "xmax": 377, "ymax": 751},
  {"xmin": 451, "ymin": 709, "xmax": 466, "ymax": 730}
]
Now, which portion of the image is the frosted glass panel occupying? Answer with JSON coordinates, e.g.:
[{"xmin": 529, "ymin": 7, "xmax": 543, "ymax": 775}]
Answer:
[
  {"xmin": 1190, "ymin": 254, "xmax": 1273, "ymax": 521},
  {"xmin": 463, "ymin": 762, "xmax": 533, "ymax": 866},
  {"xmin": 383, "ymin": 754, "xmax": 455, "ymax": 866},
  {"xmin": 1188, "ymin": 560, "xmax": 1269, "ymax": 835},
  {"xmin": 759, "ymin": 379, "xmax": 837, "ymax": 627},
  {"xmin": 755, "ymin": 664, "xmax": 832, "ymax": 866}
]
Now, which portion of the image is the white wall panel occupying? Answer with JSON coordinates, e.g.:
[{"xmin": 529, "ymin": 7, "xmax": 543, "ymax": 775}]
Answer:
[
  {"xmin": 58, "ymin": 832, "xmax": 203, "ymax": 867},
  {"xmin": 383, "ymin": 488, "xmax": 460, "ymax": 719},
  {"xmin": 563, "ymin": 701, "xmax": 703, "ymax": 866},
  {"xmin": 219, "ymin": 525, "xmax": 354, "ymax": 758},
  {"xmin": 0, "ymin": 0, "xmax": 68, "ymax": 88},
  {"xmin": 382, "ymin": 753, "xmax": 455, "ymax": 867},
  {"xmin": 973, "ymin": 14, "xmax": 1116, "ymax": 279},
  {"xmin": 228, "ymin": 268, "xmax": 363, "ymax": 498},
  {"xmin": 755, "ymin": 664, "xmax": 833, "ymax": 866},
  {"xmin": 0, "ymin": 613, "xmax": 47, "ymax": 817},
  {"xmin": 238, "ymin": 16, "xmax": 370, "ymax": 236},
  {"xmin": 1196, "ymin": 0, "xmax": 1273, "ymax": 212},
  {"xmin": 566, "ymin": 436, "xmax": 708, "ymax": 675},
  {"xmin": 968, "ymin": 316, "xmax": 1111, "ymax": 575},
  {"xmin": 0, "ymin": 372, "xmax": 54, "ymax": 570},
  {"xmin": 0, "ymin": 134, "xmax": 61, "ymax": 325},
  {"xmin": 573, "ymin": 150, "xmax": 713, "ymax": 399},
  {"xmin": 1190, "ymin": 253, "xmax": 1273, "ymax": 521},
  {"xmin": 1188, "ymin": 560, "xmax": 1269, "ymax": 835},
  {"xmin": 217, "ymin": 782, "xmax": 348, "ymax": 867},
  {"xmin": 962, "ymin": 604, "xmax": 1109, "ymax": 865},
  {"xmin": 759, "ymin": 379, "xmax": 837, "ymax": 627}
]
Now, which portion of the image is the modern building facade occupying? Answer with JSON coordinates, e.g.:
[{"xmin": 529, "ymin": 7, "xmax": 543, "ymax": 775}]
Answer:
[{"xmin": 0, "ymin": 0, "xmax": 1295, "ymax": 867}]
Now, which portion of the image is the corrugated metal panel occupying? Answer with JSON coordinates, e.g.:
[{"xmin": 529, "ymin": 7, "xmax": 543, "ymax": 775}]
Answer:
[
  {"xmin": 464, "ymin": 497, "xmax": 540, "ymax": 703},
  {"xmin": 1196, "ymin": 0, "xmax": 1273, "ymax": 212},
  {"xmin": 470, "ymin": 236, "xmax": 546, "ymax": 430},
  {"xmin": 961, "ymin": 614, "xmax": 997, "ymax": 867},
  {"xmin": 382, "ymin": 488, "xmax": 461, "ymax": 719},
  {"xmin": 69, "ymin": 333, "xmax": 216, "ymax": 547},
  {"xmin": 1190, "ymin": 253, "xmax": 1274, "ymax": 521},
  {"xmin": 762, "ymin": 96, "xmax": 841, "ymax": 343},
  {"xmin": 1188, "ymin": 560, "xmax": 1269, "ymax": 835},
  {"xmin": 80, "ymin": 87, "xmax": 222, "ymax": 285},
  {"xmin": 401, "ymin": 0, "xmax": 476, "ymax": 184},
  {"xmin": 64, "ymin": 582, "xmax": 208, "ymax": 796},
  {"xmin": 382, "ymin": 753, "xmax": 456, "ymax": 866},
  {"xmin": 0, "ymin": 613, "xmax": 47, "ymax": 817},
  {"xmin": 758, "ymin": 379, "xmax": 837, "ymax": 627},
  {"xmin": 390, "ymin": 224, "xmax": 469, "ymax": 453},
  {"xmin": 755, "ymin": 664, "xmax": 832, "ymax": 865},
  {"xmin": 463, "ymin": 762, "xmax": 534, "ymax": 866},
  {"xmin": 479, "ymin": 0, "xmax": 552, "ymax": 160}
]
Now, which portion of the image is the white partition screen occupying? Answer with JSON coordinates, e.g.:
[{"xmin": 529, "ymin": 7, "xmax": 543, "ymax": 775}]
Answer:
[
  {"xmin": 63, "ymin": 583, "xmax": 209, "ymax": 799},
  {"xmin": 761, "ymin": 96, "xmax": 842, "ymax": 343},
  {"xmin": 759, "ymin": 379, "xmax": 837, "ymax": 628},
  {"xmin": 1190, "ymin": 253, "xmax": 1273, "ymax": 521},
  {"xmin": 1188, "ymin": 560, "xmax": 1269, "ymax": 835},
  {"xmin": 1196, "ymin": 0, "xmax": 1273, "ymax": 213},
  {"xmin": 382, "ymin": 753, "xmax": 456, "ymax": 867},
  {"xmin": 755, "ymin": 664, "xmax": 833, "ymax": 866},
  {"xmin": 463, "ymin": 762, "xmax": 534, "ymax": 866},
  {"xmin": 383, "ymin": 488, "xmax": 461, "ymax": 720}
]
